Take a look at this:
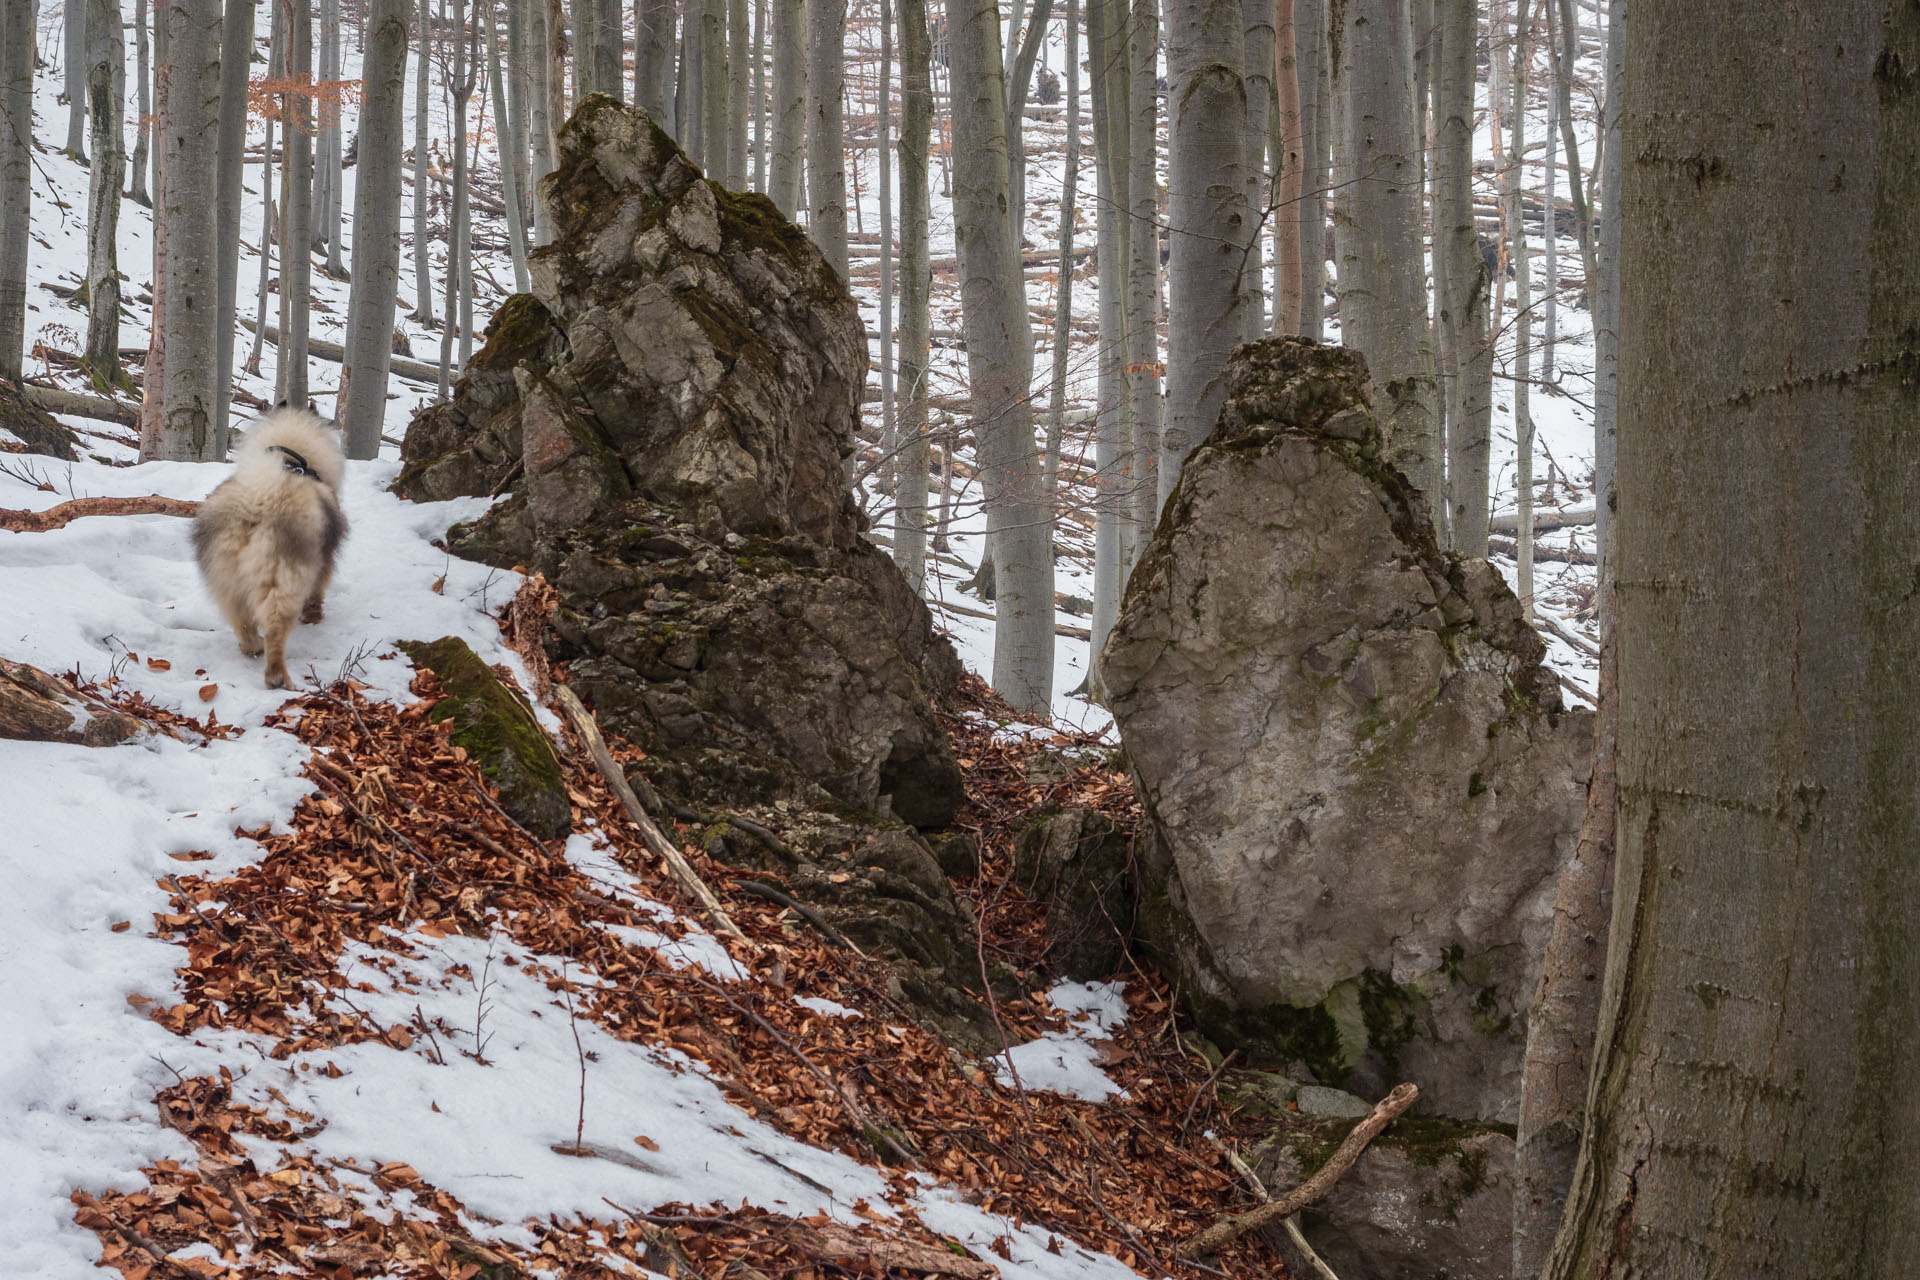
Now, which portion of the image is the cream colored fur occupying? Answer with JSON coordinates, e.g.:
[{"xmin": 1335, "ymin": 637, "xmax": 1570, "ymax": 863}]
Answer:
[{"xmin": 193, "ymin": 409, "xmax": 349, "ymax": 688}]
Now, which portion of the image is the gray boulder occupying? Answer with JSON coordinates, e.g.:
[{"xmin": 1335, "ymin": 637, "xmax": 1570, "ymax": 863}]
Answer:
[
  {"xmin": 394, "ymin": 96, "xmax": 963, "ymax": 830},
  {"xmin": 1104, "ymin": 338, "xmax": 1591, "ymax": 1123}
]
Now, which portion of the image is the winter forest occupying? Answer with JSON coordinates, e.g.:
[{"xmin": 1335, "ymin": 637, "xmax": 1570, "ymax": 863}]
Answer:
[{"xmin": 2, "ymin": 0, "xmax": 1915, "ymax": 1274}]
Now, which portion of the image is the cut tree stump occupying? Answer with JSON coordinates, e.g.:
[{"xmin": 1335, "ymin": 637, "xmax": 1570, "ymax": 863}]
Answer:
[{"xmin": 0, "ymin": 658, "xmax": 148, "ymax": 746}]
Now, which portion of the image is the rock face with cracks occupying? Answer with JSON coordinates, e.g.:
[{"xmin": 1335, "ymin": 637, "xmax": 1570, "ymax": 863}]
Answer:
[
  {"xmin": 1103, "ymin": 338, "xmax": 1591, "ymax": 1124},
  {"xmin": 394, "ymin": 96, "xmax": 964, "ymax": 833}
]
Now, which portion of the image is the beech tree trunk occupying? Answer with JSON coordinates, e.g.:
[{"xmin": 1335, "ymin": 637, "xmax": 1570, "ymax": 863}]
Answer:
[
  {"xmin": 1505, "ymin": 0, "xmax": 1534, "ymax": 613},
  {"xmin": 0, "ymin": 0, "xmax": 32, "ymax": 381},
  {"xmin": 725, "ymin": 0, "xmax": 747, "ymax": 186},
  {"xmin": 767, "ymin": 0, "xmax": 804, "ymax": 217},
  {"xmin": 805, "ymin": 0, "xmax": 848, "ymax": 276},
  {"xmin": 213, "ymin": 0, "xmax": 254, "ymax": 453},
  {"xmin": 1086, "ymin": 0, "xmax": 1125, "ymax": 675},
  {"xmin": 317, "ymin": 0, "xmax": 344, "ymax": 276},
  {"xmin": 893, "ymin": 0, "xmax": 931, "ymax": 593},
  {"xmin": 1160, "ymin": 0, "xmax": 1247, "ymax": 502},
  {"xmin": 131, "ymin": 0, "xmax": 153, "ymax": 204},
  {"xmin": 593, "ymin": 0, "xmax": 621, "ymax": 100},
  {"xmin": 1240, "ymin": 0, "xmax": 1272, "ymax": 341},
  {"xmin": 700, "ymin": 0, "xmax": 726, "ymax": 175},
  {"xmin": 440, "ymin": 0, "xmax": 477, "ymax": 391},
  {"xmin": 945, "ymin": 0, "xmax": 1053, "ymax": 713},
  {"xmin": 1272, "ymin": 0, "xmax": 1301, "ymax": 332},
  {"xmin": 414, "ymin": 0, "xmax": 440, "ymax": 303},
  {"xmin": 279, "ymin": 0, "xmax": 314, "ymax": 409},
  {"xmin": 1124, "ymin": 0, "xmax": 1161, "ymax": 538},
  {"xmin": 1436, "ymin": 0, "xmax": 1489, "ymax": 555},
  {"xmin": 1591, "ymin": 0, "xmax": 1621, "ymax": 593},
  {"xmin": 1292, "ymin": 0, "xmax": 1323, "ymax": 340},
  {"xmin": 341, "ymin": 0, "xmax": 411, "ymax": 458},
  {"xmin": 64, "ymin": 0, "xmax": 87, "ymax": 157},
  {"xmin": 749, "ymin": 0, "xmax": 765, "ymax": 187},
  {"xmin": 157, "ymin": 0, "xmax": 223, "ymax": 459},
  {"xmin": 82, "ymin": 0, "xmax": 125, "ymax": 390},
  {"xmin": 1042, "ymin": 0, "xmax": 1078, "ymax": 500},
  {"xmin": 528, "ymin": 0, "xmax": 558, "ymax": 243},
  {"xmin": 485, "ymin": 0, "xmax": 531, "ymax": 289},
  {"xmin": 1544, "ymin": 6, "xmax": 1920, "ymax": 1275},
  {"xmin": 634, "ymin": 0, "xmax": 674, "ymax": 119}
]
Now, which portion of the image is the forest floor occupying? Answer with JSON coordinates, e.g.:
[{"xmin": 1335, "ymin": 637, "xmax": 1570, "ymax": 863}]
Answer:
[{"xmin": 4, "ymin": 6, "xmax": 1602, "ymax": 1271}]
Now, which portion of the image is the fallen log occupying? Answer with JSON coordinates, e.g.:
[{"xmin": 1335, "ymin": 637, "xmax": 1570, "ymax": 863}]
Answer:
[
  {"xmin": 0, "ymin": 658, "xmax": 149, "ymax": 746},
  {"xmin": 1179, "ymin": 1082, "xmax": 1419, "ymax": 1257},
  {"xmin": 239, "ymin": 318, "xmax": 452, "ymax": 385},
  {"xmin": 19, "ymin": 382, "xmax": 134, "ymax": 430},
  {"xmin": 1487, "ymin": 534, "xmax": 1597, "ymax": 565},
  {"xmin": 1489, "ymin": 506, "xmax": 1595, "ymax": 534},
  {"xmin": 0, "ymin": 494, "xmax": 200, "ymax": 532}
]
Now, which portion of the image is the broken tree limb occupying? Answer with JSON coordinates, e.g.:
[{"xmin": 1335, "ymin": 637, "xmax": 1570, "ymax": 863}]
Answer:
[
  {"xmin": 14, "ymin": 381, "xmax": 126, "ymax": 435},
  {"xmin": 549, "ymin": 682, "xmax": 749, "ymax": 944},
  {"xmin": 1489, "ymin": 506, "xmax": 1594, "ymax": 534},
  {"xmin": 239, "ymin": 318, "xmax": 453, "ymax": 385},
  {"xmin": 0, "ymin": 495, "xmax": 200, "ymax": 532},
  {"xmin": 0, "ymin": 658, "xmax": 150, "ymax": 745},
  {"xmin": 1488, "ymin": 534, "xmax": 1597, "ymax": 566},
  {"xmin": 1178, "ymin": 1082, "xmax": 1419, "ymax": 1257}
]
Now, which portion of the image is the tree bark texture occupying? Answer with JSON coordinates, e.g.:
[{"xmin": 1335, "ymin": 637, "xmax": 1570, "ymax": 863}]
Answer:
[
  {"xmin": 131, "ymin": 0, "xmax": 153, "ymax": 204},
  {"xmin": 1272, "ymin": 0, "xmax": 1301, "ymax": 332},
  {"xmin": 82, "ymin": 0, "xmax": 125, "ymax": 389},
  {"xmin": 485, "ymin": 0, "xmax": 531, "ymax": 289},
  {"xmin": 944, "ymin": 0, "xmax": 1054, "ymax": 713},
  {"xmin": 1435, "ymin": 0, "xmax": 1488, "ymax": 555},
  {"xmin": 1160, "ymin": 0, "xmax": 1248, "ymax": 504},
  {"xmin": 213, "ymin": 0, "xmax": 255, "ymax": 453},
  {"xmin": 1240, "ymin": 0, "xmax": 1272, "ymax": 340},
  {"xmin": 1042, "ymin": 0, "xmax": 1078, "ymax": 502},
  {"xmin": 724, "ymin": 0, "xmax": 748, "ymax": 187},
  {"xmin": 634, "ymin": 0, "xmax": 674, "ymax": 119},
  {"xmin": 1591, "ymin": 0, "xmax": 1622, "ymax": 595},
  {"xmin": 0, "ymin": 0, "xmax": 33, "ymax": 381},
  {"xmin": 767, "ymin": 0, "xmax": 804, "ymax": 217},
  {"xmin": 156, "ymin": 0, "xmax": 223, "ymax": 459},
  {"xmin": 700, "ymin": 0, "xmax": 727, "ymax": 176},
  {"xmin": 893, "ymin": 0, "xmax": 931, "ymax": 593},
  {"xmin": 528, "ymin": 0, "xmax": 558, "ymax": 244},
  {"xmin": 805, "ymin": 0, "xmax": 849, "ymax": 276},
  {"xmin": 1505, "ymin": 0, "xmax": 1533, "ymax": 613},
  {"xmin": 279, "ymin": 0, "xmax": 314, "ymax": 409},
  {"xmin": 1086, "ymin": 0, "xmax": 1125, "ymax": 675},
  {"xmin": 1291, "ymin": 0, "xmax": 1323, "ymax": 340},
  {"xmin": 1124, "ymin": 0, "xmax": 1161, "ymax": 540},
  {"xmin": 318, "ymin": 0, "xmax": 344, "ymax": 276},
  {"xmin": 341, "ymin": 0, "xmax": 411, "ymax": 459},
  {"xmin": 1543, "ymin": 6, "xmax": 1920, "ymax": 1275},
  {"xmin": 65, "ymin": 0, "xmax": 87, "ymax": 156}
]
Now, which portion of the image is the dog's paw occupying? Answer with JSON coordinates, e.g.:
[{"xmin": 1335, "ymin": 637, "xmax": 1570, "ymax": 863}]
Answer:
[
  {"xmin": 264, "ymin": 666, "xmax": 289, "ymax": 689},
  {"xmin": 240, "ymin": 639, "xmax": 265, "ymax": 658},
  {"xmin": 301, "ymin": 601, "xmax": 325, "ymax": 624}
]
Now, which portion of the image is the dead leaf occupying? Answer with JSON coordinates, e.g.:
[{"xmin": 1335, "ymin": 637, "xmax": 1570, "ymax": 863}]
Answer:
[
  {"xmin": 145, "ymin": 657, "xmax": 171, "ymax": 671},
  {"xmin": 198, "ymin": 684, "xmax": 218, "ymax": 701},
  {"xmin": 430, "ymin": 574, "xmax": 447, "ymax": 594},
  {"xmin": 634, "ymin": 1134, "xmax": 660, "ymax": 1151}
]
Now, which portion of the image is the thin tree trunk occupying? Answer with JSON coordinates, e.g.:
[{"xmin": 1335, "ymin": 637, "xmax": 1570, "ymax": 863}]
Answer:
[
  {"xmin": 0, "ymin": 0, "xmax": 33, "ymax": 380},
  {"xmin": 1161, "ymin": 0, "xmax": 1247, "ymax": 502},
  {"xmin": 1241, "ymin": 0, "xmax": 1272, "ymax": 342},
  {"xmin": 414, "ymin": 0, "xmax": 440, "ymax": 306},
  {"xmin": 506, "ymin": 0, "xmax": 531, "ymax": 220},
  {"xmin": 213, "ymin": 0, "xmax": 255, "ymax": 454},
  {"xmin": 1004, "ymin": 0, "xmax": 1053, "ymax": 251},
  {"xmin": 701, "ymin": 0, "xmax": 727, "ymax": 176},
  {"xmin": 1043, "ymin": 0, "xmax": 1078, "ymax": 501},
  {"xmin": 1124, "ymin": 0, "xmax": 1161, "ymax": 539},
  {"xmin": 594, "ymin": 0, "xmax": 621, "ymax": 101},
  {"xmin": 1591, "ymin": 0, "xmax": 1620, "ymax": 593},
  {"xmin": 1438, "ymin": 0, "xmax": 1488, "ymax": 555},
  {"xmin": 65, "ymin": 0, "xmax": 87, "ymax": 157},
  {"xmin": 945, "ymin": 0, "xmax": 1053, "ymax": 713},
  {"xmin": 571, "ymin": 0, "xmax": 594, "ymax": 96},
  {"xmin": 279, "ymin": 0, "xmax": 314, "ymax": 409},
  {"xmin": 342, "ymin": 0, "xmax": 412, "ymax": 458},
  {"xmin": 441, "ymin": 1, "xmax": 477, "ymax": 388},
  {"xmin": 1506, "ymin": 0, "xmax": 1533, "ymax": 614},
  {"xmin": 1292, "ymin": 0, "xmax": 1323, "ymax": 340},
  {"xmin": 1086, "ymin": 0, "xmax": 1126, "ymax": 676},
  {"xmin": 805, "ymin": 0, "xmax": 848, "ymax": 275},
  {"xmin": 725, "ymin": 0, "xmax": 747, "ymax": 186},
  {"xmin": 677, "ymin": 13, "xmax": 697, "ymax": 149},
  {"xmin": 157, "ymin": 0, "xmax": 222, "ymax": 459},
  {"xmin": 130, "ymin": 0, "xmax": 153, "ymax": 204},
  {"xmin": 634, "ymin": 0, "xmax": 673, "ymax": 118},
  {"xmin": 893, "ymin": 0, "xmax": 931, "ymax": 592},
  {"xmin": 81, "ymin": 0, "xmax": 124, "ymax": 391},
  {"xmin": 1544, "ymin": 8, "xmax": 1920, "ymax": 1273},
  {"xmin": 141, "ymin": 6, "xmax": 168, "ymax": 457},
  {"xmin": 749, "ymin": 0, "xmax": 765, "ymax": 187},
  {"xmin": 318, "ymin": 0, "xmax": 344, "ymax": 275},
  {"xmin": 876, "ymin": 0, "xmax": 895, "ymax": 492},
  {"xmin": 485, "ymin": 0, "xmax": 530, "ymax": 288},
  {"xmin": 247, "ymin": 9, "xmax": 282, "ymax": 374},
  {"xmin": 767, "ymin": 0, "xmax": 803, "ymax": 216},
  {"xmin": 1273, "ymin": 0, "xmax": 1301, "ymax": 332},
  {"xmin": 1548, "ymin": 0, "xmax": 1594, "ymax": 305},
  {"xmin": 529, "ymin": 0, "xmax": 558, "ymax": 242},
  {"xmin": 1541, "ymin": 0, "xmax": 1557, "ymax": 375}
]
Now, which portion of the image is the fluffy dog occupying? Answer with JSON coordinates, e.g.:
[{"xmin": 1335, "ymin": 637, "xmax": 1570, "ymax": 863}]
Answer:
[{"xmin": 193, "ymin": 408, "xmax": 348, "ymax": 688}]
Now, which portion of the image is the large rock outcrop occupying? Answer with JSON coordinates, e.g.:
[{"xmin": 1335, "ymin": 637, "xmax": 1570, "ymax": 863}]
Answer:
[
  {"xmin": 394, "ymin": 96, "xmax": 964, "ymax": 832},
  {"xmin": 1104, "ymin": 339, "xmax": 1591, "ymax": 1124}
]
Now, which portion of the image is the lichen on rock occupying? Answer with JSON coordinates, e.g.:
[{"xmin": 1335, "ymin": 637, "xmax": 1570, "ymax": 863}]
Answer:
[{"xmin": 1104, "ymin": 337, "xmax": 1592, "ymax": 1125}]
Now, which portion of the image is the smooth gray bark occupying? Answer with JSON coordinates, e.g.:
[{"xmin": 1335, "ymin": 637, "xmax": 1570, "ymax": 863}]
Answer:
[
  {"xmin": 0, "ymin": 0, "xmax": 32, "ymax": 381},
  {"xmin": 278, "ymin": 0, "xmax": 314, "ymax": 409},
  {"xmin": 1591, "ymin": 0, "xmax": 1620, "ymax": 593},
  {"xmin": 1124, "ymin": 0, "xmax": 1160, "ymax": 540},
  {"xmin": 767, "ymin": 0, "xmax": 803, "ymax": 216},
  {"xmin": 877, "ymin": 0, "xmax": 895, "ymax": 491},
  {"xmin": 1086, "ymin": 0, "xmax": 1125, "ymax": 673},
  {"xmin": 1544, "ymin": 6, "xmax": 1920, "ymax": 1274},
  {"xmin": 485, "ymin": 0, "xmax": 530, "ymax": 289},
  {"xmin": 1436, "ymin": 0, "xmax": 1488, "ymax": 555},
  {"xmin": 1547, "ymin": 0, "xmax": 1594, "ymax": 304},
  {"xmin": 505, "ymin": 0, "xmax": 531, "ymax": 222},
  {"xmin": 805, "ymin": 0, "xmax": 848, "ymax": 275},
  {"xmin": 893, "ymin": 0, "xmax": 931, "ymax": 592},
  {"xmin": 725, "ymin": 0, "xmax": 747, "ymax": 186},
  {"xmin": 700, "ymin": 0, "xmax": 726, "ymax": 176},
  {"xmin": 82, "ymin": 0, "xmax": 124, "ymax": 389},
  {"xmin": 413, "ymin": 0, "xmax": 439, "ymax": 305},
  {"xmin": 1332, "ymin": 0, "xmax": 1436, "ymax": 505},
  {"xmin": 1272, "ymin": 0, "xmax": 1300, "ymax": 331},
  {"xmin": 1292, "ymin": 0, "xmax": 1323, "ymax": 339},
  {"xmin": 317, "ymin": 0, "xmax": 344, "ymax": 276},
  {"xmin": 1541, "ymin": 0, "xmax": 1557, "ymax": 373},
  {"xmin": 749, "ymin": 0, "xmax": 764, "ymax": 187},
  {"xmin": 246, "ymin": 6, "xmax": 281, "ymax": 375},
  {"xmin": 1241, "ymin": 0, "xmax": 1272, "ymax": 341},
  {"xmin": 1505, "ymin": 0, "xmax": 1533, "ymax": 612},
  {"xmin": 64, "ymin": 0, "xmax": 86, "ymax": 156},
  {"xmin": 945, "ymin": 0, "xmax": 1053, "ymax": 712},
  {"xmin": 131, "ymin": 0, "xmax": 153, "ymax": 204},
  {"xmin": 157, "ymin": 0, "xmax": 223, "ymax": 459},
  {"xmin": 212, "ymin": 0, "xmax": 254, "ymax": 453},
  {"xmin": 341, "ymin": 0, "xmax": 411, "ymax": 458},
  {"xmin": 439, "ymin": 0, "xmax": 477, "ymax": 390},
  {"xmin": 593, "ymin": 0, "xmax": 621, "ymax": 101},
  {"xmin": 634, "ymin": 0, "xmax": 674, "ymax": 118},
  {"xmin": 1160, "ymin": 0, "xmax": 1247, "ymax": 504},
  {"xmin": 1003, "ymin": 0, "xmax": 1053, "ymax": 250},
  {"xmin": 1043, "ymin": 0, "xmax": 1078, "ymax": 501},
  {"xmin": 570, "ymin": 0, "xmax": 594, "ymax": 96},
  {"xmin": 528, "ymin": 0, "xmax": 557, "ymax": 243}
]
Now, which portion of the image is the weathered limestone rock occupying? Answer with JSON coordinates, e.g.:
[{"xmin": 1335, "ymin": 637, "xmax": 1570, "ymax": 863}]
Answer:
[
  {"xmin": 1104, "ymin": 339, "xmax": 1591, "ymax": 1124},
  {"xmin": 1258, "ymin": 1118, "xmax": 1516, "ymax": 1280},
  {"xmin": 399, "ymin": 637, "xmax": 572, "ymax": 839},
  {"xmin": 1012, "ymin": 809, "xmax": 1134, "ymax": 980},
  {"xmin": 393, "ymin": 96, "xmax": 963, "ymax": 832}
]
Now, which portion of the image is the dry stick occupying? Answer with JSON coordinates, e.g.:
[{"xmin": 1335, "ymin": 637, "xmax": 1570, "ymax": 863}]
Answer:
[
  {"xmin": 1178, "ymin": 1082, "xmax": 1420, "ymax": 1257},
  {"xmin": 1209, "ymin": 1138, "xmax": 1343, "ymax": 1280},
  {"xmin": 0, "ymin": 495, "xmax": 199, "ymax": 531},
  {"xmin": 549, "ymin": 683, "xmax": 748, "ymax": 943}
]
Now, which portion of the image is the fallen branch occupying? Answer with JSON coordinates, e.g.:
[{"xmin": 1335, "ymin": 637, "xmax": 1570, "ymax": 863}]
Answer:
[
  {"xmin": 1488, "ymin": 533, "xmax": 1597, "ymax": 566},
  {"xmin": 550, "ymin": 683, "xmax": 749, "ymax": 943},
  {"xmin": 239, "ymin": 317, "xmax": 452, "ymax": 385},
  {"xmin": 1178, "ymin": 1082, "xmax": 1418, "ymax": 1257},
  {"xmin": 19, "ymin": 381, "xmax": 138, "ymax": 429},
  {"xmin": 0, "ymin": 494, "xmax": 199, "ymax": 532},
  {"xmin": 1489, "ymin": 506, "xmax": 1594, "ymax": 535},
  {"xmin": 1536, "ymin": 612, "xmax": 1601, "ymax": 659},
  {"xmin": 1210, "ymin": 1139, "xmax": 1342, "ymax": 1280}
]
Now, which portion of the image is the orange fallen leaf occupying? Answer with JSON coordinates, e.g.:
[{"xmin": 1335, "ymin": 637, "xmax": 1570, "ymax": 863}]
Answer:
[
  {"xmin": 430, "ymin": 574, "xmax": 447, "ymax": 594},
  {"xmin": 634, "ymin": 1135, "xmax": 659, "ymax": 1151},
  {"xmin": 167, "ymin": 851, "xmax": 213, "ymax": 862},
  {"xmin": 110, "ymin": 920, "xmax": 130, "ymax": 933},
  {"xmin": 198, "ymin": 684, "xmax": 218, "ymax": 701},
  {"xmin": 145, "ymin": 657, "xmax": 171, "ymax": 671}
]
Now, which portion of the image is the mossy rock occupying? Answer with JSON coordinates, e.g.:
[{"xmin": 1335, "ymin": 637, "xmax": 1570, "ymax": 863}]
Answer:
[{"xmin": 399, "ymin": 636, "xmax": 571, "ymax": 839}]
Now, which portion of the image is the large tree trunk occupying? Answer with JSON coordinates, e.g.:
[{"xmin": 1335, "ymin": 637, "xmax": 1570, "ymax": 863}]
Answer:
[
  {"xmin": 805, "ymin": 0, "xmax": 848, "ymax": 276},
  {"xmin": 0, "ymin": 0, "xmax": 32, "ymax": 382},
  {"xmin": 81, "ymin": 0, "xmax": 125, "ymax": 391},
  {"xmin": 945, "ymin": 0, "xmax": 1053, "ymax": 713},
  {"xmin": 279, "ymin": 0, "xmax": 314, "ymax": 409},
  {"xmin": 157, "ymin": 0, "xmax": 223, "ymax": 459},
  {"xmin": 634, "ymin": 0, "xmax": 674, "ymax": 119},
  {"xmin": 725, "ymin": 0, "xmax": 747, "ymax": 186},
  {"xmin": 699, "ymin": 0, "xmax": 726, "ymax": 174},
  {"xmin": 527, "ymin": 0, "xmax": 557, "ymax": 244},
  {"xmin": 1086, "ymin": 0, "xmax": 1125, "ymax": 681},
  {"xmin": 1240, "ymin": 0, "xmax": 1272, "ymax": 341},
  {"xmin": 64, "ymin": 0, "xmax": 87, "ymax": 156},
  {"xmin": 1123, "ymin": 0, "xmax": 1160, "ymax": 540},
  {"xmin": 1291, "ymin": 0, "xmax": 1323, "ymax": 340},
  {"xmin": 212, "ymin": 0, "xmax": 254, "ymax": 453},
  {"xmin": 340, "ymin": 0, "xmax": 411, "ymax": 459},
  {"xmin": 1543, "ymin": 5, "xmax": 1920, "ymax": 1275},
  {"xmin": 892, "ymin": 0, "xmax": 931, "ymax": 593},
  {"xmin": 767, "ymin": 0, "xmax": 804, "ymax": 216},
  {"xmin": 594, "ymin": 0, "xmax": 621, "ymax": 100},
  {"xmin": 1272, "ymin": 0, "xmax": 1301, "ymax": 332},
  {"xmin": 1160, "ymin": 0, "xmax": 1247, "ymax": 503},
  {"xmin": 1332, "ymin": 0, "xmax": 1437, "ymax": 506},
  {"xmin": 1436, "ymin": 0, "xmax": 1489, "ymax": 556}
]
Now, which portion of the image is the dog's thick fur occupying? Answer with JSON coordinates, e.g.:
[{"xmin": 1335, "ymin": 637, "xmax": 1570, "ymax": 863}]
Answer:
[{"xmin": 193, "ymin": 409, "xmax": 348, "ymax": 688}]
